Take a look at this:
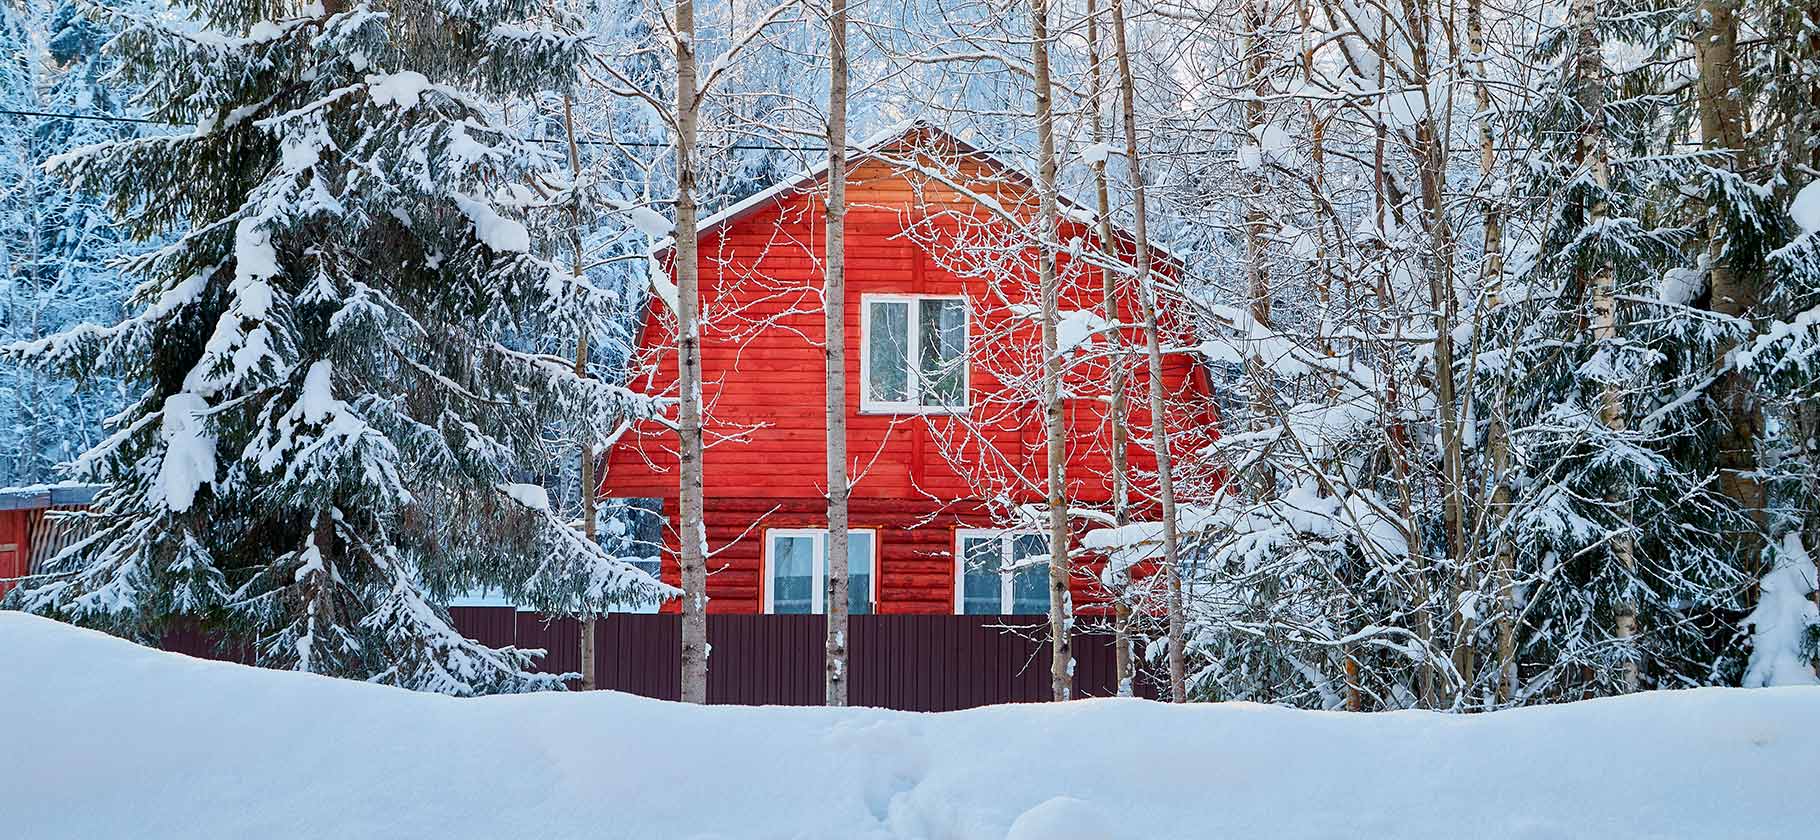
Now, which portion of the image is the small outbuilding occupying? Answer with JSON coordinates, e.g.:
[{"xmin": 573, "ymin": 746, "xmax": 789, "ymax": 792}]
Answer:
[{"xmin": 0, "ymin": 483, "xmax": 99, "ymax": 599}]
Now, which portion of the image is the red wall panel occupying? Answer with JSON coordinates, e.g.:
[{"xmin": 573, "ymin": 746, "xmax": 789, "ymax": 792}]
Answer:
[
  {"xmin": 603, "ymin": 145, "xmax": 1220, "ymax": 615},
  {"xmin": 0, "ymin": 510, "xmax": 29, "ymax": 599}
]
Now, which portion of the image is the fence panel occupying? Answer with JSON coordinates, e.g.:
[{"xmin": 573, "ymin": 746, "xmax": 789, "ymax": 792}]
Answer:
[
  {"xmin": 449, "ymin": 607, "xmax": 516, "ymax": 650},
  {"xmin": 147, "ymin": 611, "xmax": 1153, "ymax": 709},
  {"xmin": 160, "ymin": 622, "xmax": 255, "ymax": 665},
  {"xmin": 516, "ymin": 613, "xmax": 582, "ymax": 679}
]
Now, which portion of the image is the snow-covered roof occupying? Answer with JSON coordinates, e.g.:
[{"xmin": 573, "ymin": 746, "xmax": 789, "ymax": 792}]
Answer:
[
  {"xmin": 0, "ymin": 482, "xmax": 101, "ymax": 511},
  {"xmin": 651, "ymin": 120, "xmax": 1183, "ymax": 266}
]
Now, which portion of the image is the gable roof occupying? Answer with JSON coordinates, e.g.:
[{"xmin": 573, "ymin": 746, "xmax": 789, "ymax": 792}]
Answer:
[{"xmin": 653, "ymin": 120, "xmax": 1183, "ymax": 268}]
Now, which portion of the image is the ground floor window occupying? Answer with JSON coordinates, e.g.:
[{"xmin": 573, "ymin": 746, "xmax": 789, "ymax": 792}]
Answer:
[
  {"xmin": 764, "ymin": 529, "xmax": 876, "ymax": 615},
  {"xmin": 954, "ymin": 529, "xmax": 1049, "ymax": 615}
]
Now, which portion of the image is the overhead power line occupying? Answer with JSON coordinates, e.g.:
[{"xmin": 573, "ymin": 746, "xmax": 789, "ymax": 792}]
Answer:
[{"xmin": 0, "ymin": 106, "xmax": 830, "ymax": 152}]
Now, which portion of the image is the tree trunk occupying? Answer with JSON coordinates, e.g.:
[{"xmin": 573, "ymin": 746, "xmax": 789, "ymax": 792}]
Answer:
[
  {"xmin": 1470, "ymin": 0, "xmax": 1517, "ymax": 706},
  {"xmin": 1240, "ymin": 0, "xmax": 1286, "ymax": 703},
  {"xmin": 1297, "ymin": 0, "xmax": 1356, "ymax": 710},
  {"xmin": 673, "ymin": 0, "xmax": 709, "ymax": 705},
  {"xmin": 1031, "ymin": 0, "xmax": 1073, "ymax": 702},
  {"xmin": 1111, "ymin": 0, "xmax": 1187, "ymax": 702},
  {"xmin": 823, "ymin": 0, "xmax": 851, "ymax": 708},
  {"xmin": 1372, "ymin": 37, "xmax": 1435, "ymax": 710},
  {"xmin": 1241, "ymin": 0, "xmax": 1272, "ymax": 447},
  {"xmin": 1802, "ymin": 5, "xmax": 1820, "ymax": 644},
  {"xmin": 1695, "ymin": 0, "xmax": 1765, "ymax": 564},
  {"xmin": 1085, "ymin": 0, "xmax": 1135, "ymax": 697},
  {"xmin": 1569, "ymin": 0, "xmax": 1637, "ymax": 693},
  {"xmin": 562, "ymin": 94, "xmax": 599, "ymax": 691},
  {"xmin": 1395, "ymin": 0, "xmax": 1468, "ymax": 705}
]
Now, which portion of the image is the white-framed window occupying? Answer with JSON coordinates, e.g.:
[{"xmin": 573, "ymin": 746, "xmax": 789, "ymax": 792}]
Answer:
[
  {"xmin": 860, "ymin": 293, "xmax": 969, "ymax": 413},
  {"xmin": 953, "ymin": 529, "xmax": 1050, "ymax": 615},
  {"xmin": 763, "ymin": 528, "xmax": 878, "ymax": 615}
]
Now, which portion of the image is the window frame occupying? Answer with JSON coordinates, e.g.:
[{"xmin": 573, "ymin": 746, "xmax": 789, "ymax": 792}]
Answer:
[
  {"xmin": 858, "ymin": 292, "xmax": 971, "ymax": 414},
  {"xmin": 761, "ymin": 527, "xmax": 880, "ymax": 615},
  {"xmin": 952, "ymin": 528, "xmax": 1048, "ymax": 615}
]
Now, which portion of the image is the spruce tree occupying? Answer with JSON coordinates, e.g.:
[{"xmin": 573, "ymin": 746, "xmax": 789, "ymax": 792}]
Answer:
[
  {"xmin": 3, "ymin": 0, "xmax": 673, "ymax": 693},
  {"xmin": 1731, "ymin": 0, "xmax": 1820, "ymax": 680},
  {"xmin": 1475, "ymin": 0, "xmax": 1756, "ymax": 699}
]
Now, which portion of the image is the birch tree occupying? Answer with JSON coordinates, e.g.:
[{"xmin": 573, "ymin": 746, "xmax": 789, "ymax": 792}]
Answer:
[
  {"xmin": 824, "ymin": 0, "xmax": 852, "ymax": 707},
  {"xmin": 1109, "ymin": 0, "xmax": 1187, "ymax": 701},
  {"xmin": 1569, "ymin": 0, "xmax": 1636, "ymax": 691},
  {"xmin": 1083, "ymin": 0, "xmax": 1137, "ymax": 696},
  {"xmin": 1028, "ymin": 0, "xmax": 1074, "ymax": 702},
  {"xmin": 669, "ymin": 0, "xmax": 709, "ymax": 705}
]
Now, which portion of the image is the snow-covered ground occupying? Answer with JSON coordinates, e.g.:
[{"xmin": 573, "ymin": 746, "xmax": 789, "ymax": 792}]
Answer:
[{"xmin": 2, "ymin": 612, "xmax": 1815, "ymax": 840}]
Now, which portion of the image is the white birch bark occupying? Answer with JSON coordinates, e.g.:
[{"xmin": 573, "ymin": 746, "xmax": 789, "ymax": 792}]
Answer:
[
  {"xmin": 673, "ymin": 0, "xmax": 709, "ymax": 705},
  {"xmin": 1572, "ymin": 0, "xmax": 1636, "ymax": 693},
  {"xmin": 824, "ymin": 0, "xmax": 851, "ymax": 708},
  {"xmin": 1030, "ymin": 0, "xmax": 1074, "ymax": 702},
  {"xmin": 1085, "ymin": 0, "xmax": 1135, "ymax": 697},
  {"xmin": 1111, "ymin": 0, "xmax": 1187, "ymax": 702},
  {"xmin": 1470, "ymin": 0, "xmax": 1517, "ymax": 705}
]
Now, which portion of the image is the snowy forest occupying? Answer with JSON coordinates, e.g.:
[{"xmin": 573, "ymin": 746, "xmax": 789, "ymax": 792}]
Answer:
[{"xmin": 1, "ymin": 0, "xmax": 1817, "ymax": 712}]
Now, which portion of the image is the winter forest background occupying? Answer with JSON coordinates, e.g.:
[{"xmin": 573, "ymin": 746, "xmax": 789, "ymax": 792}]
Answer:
[{"xmin": 1, "ymin": 0, "xmax": 1817, "ymax": 707}]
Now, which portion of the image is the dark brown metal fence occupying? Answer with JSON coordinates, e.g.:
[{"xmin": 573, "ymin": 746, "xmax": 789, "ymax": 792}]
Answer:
[{"xmin": 165, "ymin": 611, "xmax": 1156, "ymax": 710}]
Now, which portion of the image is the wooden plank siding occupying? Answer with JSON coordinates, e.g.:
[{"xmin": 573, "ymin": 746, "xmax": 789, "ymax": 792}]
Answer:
[
  {"xmin": 0, "ymin": 510, "xmax": 27, "ymax": 600},
  {"xmin": 604, "ymin": 125, "xmax": 1220, "ymax": 617}
]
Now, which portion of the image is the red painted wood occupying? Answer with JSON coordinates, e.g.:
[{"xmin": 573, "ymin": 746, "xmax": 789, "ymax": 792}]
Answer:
[
  {"xmin": 605, "ymin": 130, "xmax": 1221, "ymax": 617},
  {"xmin": 0, "ymin": 510, "xmax": 28, "ymax": 599}
]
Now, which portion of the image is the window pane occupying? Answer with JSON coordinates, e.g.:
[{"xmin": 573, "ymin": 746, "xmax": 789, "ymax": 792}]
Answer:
[
  {"xmin": 917, "ymin": 298, "xmax": 966, "ymax": 407},
  {"xmin": 842, "ymin": 532, "xmax": 874, "ymax": 615},
  {"xmin": 1010, "ymin": 534, "xmax": 1049, "ymax": 615},
  {"xmin": 868, "ymin": 301, "xmax": 910, "ymax": 403},
  {"xmin": 772, "ymin": 535, "xmax": 816, "ymax": 614},
  {"xmin": 960, "ymin": 536, "xmax": 1003, "ymax": 614}
]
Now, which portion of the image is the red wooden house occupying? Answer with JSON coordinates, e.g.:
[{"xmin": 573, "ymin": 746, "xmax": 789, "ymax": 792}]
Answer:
[
  {"xmin": 602, "ymin": 124, "xmax": 1219, "ymax": 620},
  {"xmin": 0, "ymin": 484, "xmax": 98, "ymax": 600}
]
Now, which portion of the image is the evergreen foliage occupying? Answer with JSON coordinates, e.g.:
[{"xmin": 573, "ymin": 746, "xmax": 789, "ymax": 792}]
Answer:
[
  {"xmin": 2, "ymin": 0, "xmax": 675, "ymax": 694},
  {"xmin": 1475, "ymin": 1, "xmax": 1756, "ymax": 698}
]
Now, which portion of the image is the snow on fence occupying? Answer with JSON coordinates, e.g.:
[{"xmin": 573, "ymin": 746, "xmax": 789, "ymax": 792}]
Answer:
[{"xmin": 161, "ymin": 612, "xmax": 1156, "ymax": 709}]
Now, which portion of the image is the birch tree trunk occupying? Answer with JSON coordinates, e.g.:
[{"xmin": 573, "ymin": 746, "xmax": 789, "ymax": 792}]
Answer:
[
  {"xmin": 563, "ymin": 94, "xmax": 599, "ymax": 691},
  {"xmin": 1395, "ymin": 0, "xmax": 1467, "ymax": 704},
  {"xmin": 1573, "ymin": 0, "xmax": 1636, "ymax": 692},
  {"xmin": 823, "ymin": 0, "xmax": 851, "ymax": 708},
  {"xmin": 1470, "ymin": 0, "xmax": 1517, "ymax": 705},
  {"xmin": 1241, "ymin": 0, "xmax": 1272, "ymax": 449},
  {"xmin": 1031, "ymin": 0, "xmax": 1074, "ymax": 702},
  {"xmin": 1363, "ymin": 16, "xmax": 1436, "ymax": 707},
  {"xmin": 1695, "ymin": 0, "xmax": 1765, "ymax": 563},
  {"xmin": 1296, "ymin": 0, "xmax": 1357, "ymax": 710},
  {"xmin": 1240, "ymin": 0, "xmax": 1284, "ymax": 703},
  {"xmin": 1111, "ymin": 0, "xmax": 1187, "ymax": 701},
  {"xmin": 1085, "ymin": 0, "xmax": 1136, "ymax": 697},
  {"xmin": 673, "ymin": 0, "xmax": 709, "ymax": 705}
]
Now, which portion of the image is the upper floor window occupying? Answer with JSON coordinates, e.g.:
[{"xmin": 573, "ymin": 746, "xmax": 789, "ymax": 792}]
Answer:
[
  {"xmin": 764, "ymin": 528, "xmax": 876, "ymax": 615},
  {"xmin": 861, "ymin": 294, "xmax": 967, "ymax": 413},
  {"xmin": 954, "ymin": 529, "xmax": 1049, "ymax": 615}
]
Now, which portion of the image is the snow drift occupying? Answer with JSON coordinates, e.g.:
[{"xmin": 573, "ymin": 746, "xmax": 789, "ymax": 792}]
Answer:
[{"xmin": 2, "ymin": 612, "xmax": 1815, "ymax": 839}]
